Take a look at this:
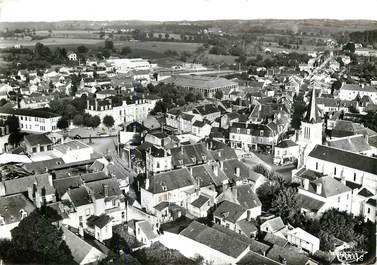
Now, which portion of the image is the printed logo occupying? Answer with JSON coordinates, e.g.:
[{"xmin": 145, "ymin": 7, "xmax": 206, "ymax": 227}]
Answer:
[{"xmin": 335, "ymin": 250, "xmax": 368, "ymax": 264}]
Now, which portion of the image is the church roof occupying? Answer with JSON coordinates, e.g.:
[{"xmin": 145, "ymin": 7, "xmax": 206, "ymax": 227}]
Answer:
[{"xmin": 303, "ymin": 88, "xmax": 321, "ymax": 124}]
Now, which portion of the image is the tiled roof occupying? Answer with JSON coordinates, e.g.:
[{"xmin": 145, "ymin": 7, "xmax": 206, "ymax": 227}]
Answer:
[
  {"xmin": 180, "ymin": 221, "xmax": 249, "ymax": 258},
  {"xmin": 164, "ymin": 75, "xmax": 237, "ymax": 90},
  {"xmin": 136, "ymin": 220, "xmax": 158, "ymax": 240},
  {"xmin": 276, "ymin": 139, "xmax": 298, "ymax": 148},
  {"xmin": 87, "ymin": 214, "xmax": 112, "ymax": 229},
  {"xmin": 230, "ymin": 122, "xmax": 275, "ymax": 137},
  {"xmin": 297, "ymin": 193, "xmax": 325, "ymax": 212},
  {"xmin": 191, "ymin": 195, "xmax": 210, "ymax": 208},
  {"xmin": 170, "ymin": 143, "xmax": 213, "ymax": 167},
  {"xmin": 309, "ymin": 145, "xmax": 377, "ymax": 175},
  {"xmin": 67, "ymin": 186, "xmax": 92, "ymax": 207},
  {"xmin": 147, "ymin": 167, "xmax": 194, "ymax": 194},
  {"xmin": 328, "ymin": 135, "xmax": 371, "ymax": 153},
  {"xmin": 194, "ymin": 104, "xmax": 220, "ymax": 116},
  {"xmin": 85, "ymin": 178, "xmax": 122, "ymax": 199},
  {"xmin": 24, "ymin": 134, "xmax": 53, "ymax": 146},
  {"xmin": 237, "ymin": 251, "xmax": 281, "ymax": 265},
  {"xmin": 0, "ymin": 107, "xmax": 61, "ymax": 118},
  {"xmin": 54, "ymin": 140, "xmax": 90, "ymax": 154},
  {"xmin": 266, "ymin": 244, "xmax": 310, "ymax": 265},
  {"xmin": 262, "ymin": 217, "xmax": 285, "ymax": 233},
  {"xmin": 0, "ymin": 194, "xmax": 35, "ymax": 225},
  {"xmin": 4, "ymin": 173, "xmax": 54, "ymax": 196},
  {"xmin": 213, "ymin": 200, "xmax": 246, "ymax": 223}
]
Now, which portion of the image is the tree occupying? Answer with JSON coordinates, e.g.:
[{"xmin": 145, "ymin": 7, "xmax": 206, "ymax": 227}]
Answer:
[
  {"xmin": 90, "ymin": 115, "xmax": 101, "ymax": 129},
  {"xmin": 103, "ymin": 115, "xmax": 115, "ymax": 129},
  {"xmin": 319, "ymin": 209, "xmax": 357, "ymax": 243},
  {"xmin": 290, "ymin": 99, "xmax": 306, "ymax": 130},
  {"xmin": 77, "ymin": 45, "xmax": 88, "ymax": 54},
  {"xmin": 57, "ymin": 117, "xmax": 69, "ymax": 130},
  {"xmin": 73, "ymin": 114, "xmax": 84, "ymax": 126},
  {"xmin": 120, "ymin": 46, "xmax": 132, "ymax": 56},
  {"xmin": 104, "ymin": 39, "xmax": 114, "ymax": 50},
  {"xmin": 270, "ymin": 186, "xmax": 302, "ymax": 226},
  {"xmin": 10, "ymin": 207, "xmax": 74, "ymax": 264},
  {"xmin": 184, "ymin": 92, "xmax": 196, "ymax": 102},
  {"xmin": 6, "ymin": 115, "xmax": 22, "ymax": 147},
  {"xmin": 331, "ymin": 80, "xmax": 342, "ymax": 94},
  {"xmin": 6, "ymin": 115, "xmax": 20, "ymax": 134},
  {"xmin": 214, "ymin": 90, "xmax": 223, "ymax": 100}
]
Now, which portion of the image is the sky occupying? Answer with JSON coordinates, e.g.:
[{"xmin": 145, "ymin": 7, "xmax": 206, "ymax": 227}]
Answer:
[{"xmin": 0, "ymin": 0, "xmax": 376, "ymax": 22}]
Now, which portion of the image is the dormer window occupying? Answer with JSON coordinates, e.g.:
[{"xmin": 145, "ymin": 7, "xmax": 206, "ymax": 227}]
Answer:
[
  {"xmin": 260, "ymin": 130, "xmax": 264, "ymax": 136},
  {"xmin": 20, "ymin": 209, "xmax": 27, "ymax": 219},
  {"xmin": 178, "ymin": 159, "xmax": 183, "ymax": 165},
  {"xmin": 191, "ymin": 156, "xmax": 197, "ymax": 164}
]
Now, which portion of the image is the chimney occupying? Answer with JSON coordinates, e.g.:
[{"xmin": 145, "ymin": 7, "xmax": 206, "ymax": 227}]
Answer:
[
  {"xmin": 78, "ymin": 225, "xmax": 84, "ymax": 238},
  {"xmin": 213, "ymin": 164, "xmax": 219, "ymax": 176},
  {"xmin": 34, "ymin": 189, "xmax": 42, "ymax": 208},
  {"xmin": 145, "ymin": 177, "xmax": 150, "ymax": 190},
  {"xmin": 103, "ymin": 184, "xmax": 109, "ymax": 197},
  {"xmin": 95, "ymin": 98, "xmax": 98, "ymax": 110},
  {"xmin": 235, "ymin": 167, "xmax": 240, "ymax": 178},
  {"xmin": 303, "ymin": 178, "xmax": 309, "ymax": 190},
  {"xmin": 232, "ymin": 186, "xmax": 237, "ymax": 202},
  {"xmin": 316, "ymin": 182, "xmax": 322, "ymax": 195}
]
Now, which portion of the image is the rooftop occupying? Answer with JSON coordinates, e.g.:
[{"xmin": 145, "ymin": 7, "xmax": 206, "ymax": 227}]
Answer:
[{"xmin": 309, "ymin": 145, "xmax": 377, "ymax": 175}]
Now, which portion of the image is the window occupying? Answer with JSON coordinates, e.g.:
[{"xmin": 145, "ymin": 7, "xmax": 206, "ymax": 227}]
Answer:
[
  {"xmin": 156, "ymin": 162, "xmax": 160, "ymax": 169},
  {"xmin": 32, "ymin": 147, "xmax": 37, "ymax": 153},
  {"xmin": 112, "ymin": 200, "xmax": 116, "ymax": 206},
  {"xmin": 334, "ymin": 167, "xmax": 337, "ymax": 175},
  {"xmin": 338, "ymin": 196, "xmax": 340, "ymax": 203},
  {"xmin": 121, "ymin": 211, "xmax": 125, "ymax": 219},
  {"xmin": 85, "ymin": 209, "xmax": 90, "ymax": 216},
  {"xmin": 315, "ymin": 162, "xmax": 318, "ymax": 170},
  {"xmin": 368, "ymin": 208, "xmax": 371, "ymax": 214},
  {"xmin": 79, "ymin": 216, "xmax": 83, "ymax": 222},
  {"xmin": 226, "ymin": 223, "xmax": 230, "ymax": 229},
  {"xmin": 40, "ymin": 146, "xmax": 44, "ymax": 152},
  {"xmin": 354, "ymin": 173, "xmax": 356, "ymax": 181}
]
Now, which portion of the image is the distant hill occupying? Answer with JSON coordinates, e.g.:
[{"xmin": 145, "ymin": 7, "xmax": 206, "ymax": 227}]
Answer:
[{"xmin": 1, "ymin": 19, "xmax": 376, "ymax": 34}]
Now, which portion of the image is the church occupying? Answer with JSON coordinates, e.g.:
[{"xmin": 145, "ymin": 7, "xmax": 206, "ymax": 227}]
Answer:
[{"xmin": 297, "ymin": 87, "xmax": 323, "ymax": 167}]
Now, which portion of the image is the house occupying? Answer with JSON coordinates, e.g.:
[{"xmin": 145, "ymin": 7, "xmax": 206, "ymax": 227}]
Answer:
[
  {"xmin": 178, "ymin": 221, "xmax": 250, "ymax": 264},
  {"xmin": 62, "ymin": 226, "xmax": 108, "ymax": 265},
  {"xmin": 86, "ymin": 96, "xmax": 155, "ymax": 125},
  {"xmin": 260, "ymin": 217, "xmax": 287, "ymax": 238},
  {"xmin": 145, "ymin": 145, "xmax": 172, "ymax": 174},
  {"xmin": 0, "ymin": 107, "xmax": 61, "ymax": 133},
  {"xmin": 193, "ymin": 104, "xmax": 221, "ymax": 122},
  {"xmin": 61, "ymin": 178, "xmax": 125, "ymax": 229},
  {"xmin": 135, "ymin": 220, "xmax": 159, "ymax": 246},
  {"xmin": 19, "ymin": 95, "xmax": 54, "ymax": 109},
  {"xmin": 286, "ymin": 227, "xmax": 320, "ymax": 254},
  {"xmin": 0, "ymin": 173, "xmax": 56, "ymax": 206},
  {"xmin": 213, "ymin": 200, "xmax": 248, "ymax": 233},
  {"xmin": 189, "ymin": 194, "xmax": 212, "ymax": 218},
  {"xmin": 273, "ymin": 139, "xmax": 300, "ymax": 165},
  {"xmin": 53, "ymin": 140, "xmax": 94, "ymax": 163},
  {"xmin": 24, "ymin": 133, "xmax": 53, "ymax": 153},
  {"xmin": 86, "ymin": 214, "xmax": 113, "ymax": 242},
  {"xmin": 306, "ymin": 144, "xmax": 377, "ymax": 192},
  {"xmin": 296, "ymin": 175, "xmax": 352, "ymax": 216},
  {"xmin": 338, "ymin": 83, "xmax": 377, "ymax": 104},
  {"xmin": 140, "ymin": 167, "xmax": 195, "ymax": 214},
  {"xmin": 327, "ymin": 134, "xmax": 375, "ymax": 156},
  {"xmin": 191, "ymin": 120, "xmax": 212, "ymax": 138},
  {"xmin": 229, "ymin": 122, "xmax": 279, "ymax": 152},
  {"xmin": 0, "ymin": 194, "xmax": 35, "ymax": 239},
  {"xmin": 67, "ymin": 52, "xmax": 78, "ymax": 61},
  {"xmin": 170, "ymin": 143, "xmax": 213, "ymax": 168},
  {"xmin": 106, "ymin": 58, "xmax": 151, "ymax": 73},
  {"xmin": 216, "ymin": 185, "xmax": 262, "ymax": 221}
]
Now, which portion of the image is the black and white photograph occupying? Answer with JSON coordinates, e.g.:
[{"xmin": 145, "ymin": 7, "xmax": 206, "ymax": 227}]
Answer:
[{"xmin": 0, "ymin": 0, "xmax": 376, "ymax": 264}]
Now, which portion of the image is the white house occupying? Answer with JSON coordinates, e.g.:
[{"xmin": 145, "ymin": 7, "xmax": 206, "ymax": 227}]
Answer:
[
  {"xmin": 67, "ymin": 52, "xmax": 78, "ymax": 61},
  {"xmin": 62, "ymin": 226, "xmax": 108, "ymax": 265},
  {"xmin": 191, "ymin": 120, "xmax": 212, "ymax": 138},
  {"xmin": 106, "ymin": 58, "xmax": 151, "ymax": 73},
  {"xmin": 0, "ymin": 108, "xmax": 61, "ymax": 133},
  {"xmin": 338, "ymin": 83, "xmax": 377, "ymax": 104},
  {"xmin": 145, "ymin": 145, "xmax": 172, "ymax": 174},
  {"xmin": 297, "ymin": 175, "xmax": 352, "ymax": 216},
  {"xmin": 286, "ymin": 227, "xmax": 320, "ymax": 254},
  {"xmin": 0, "ymin": 194, "xmax": 35, "ymax": 239},
  {"xmin": 273, "ymin": 139, "xmax": 300, "ymax": 165},
  {"xmin": 53, "ymin": 140, "xmax": 94, "ymax": 164},
  {"xmin": 177, "ymin": 221, "xmax": 250, "ymax": 265},
  {"xmin": 135, "ymin": 220, "xmax": 159, "ymax": 247}
]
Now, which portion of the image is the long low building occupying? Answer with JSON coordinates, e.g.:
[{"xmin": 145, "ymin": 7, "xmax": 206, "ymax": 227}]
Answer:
[
  {"xmin": 163, "ymin": 75, "xmax": 238, "ymax": 98},
  {"xmin": 0, "ymin": 107, "xmax": 61, "ymax": 133}
]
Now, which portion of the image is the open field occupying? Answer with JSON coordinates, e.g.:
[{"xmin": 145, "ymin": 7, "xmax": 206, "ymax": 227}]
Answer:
[
  {"xmin": 113, "ymin": 40, "xmax": 202, "ymax": 53},
  {"xmin": 0, "ymin": 38, "xmax": 104, "ymax": 49}
]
